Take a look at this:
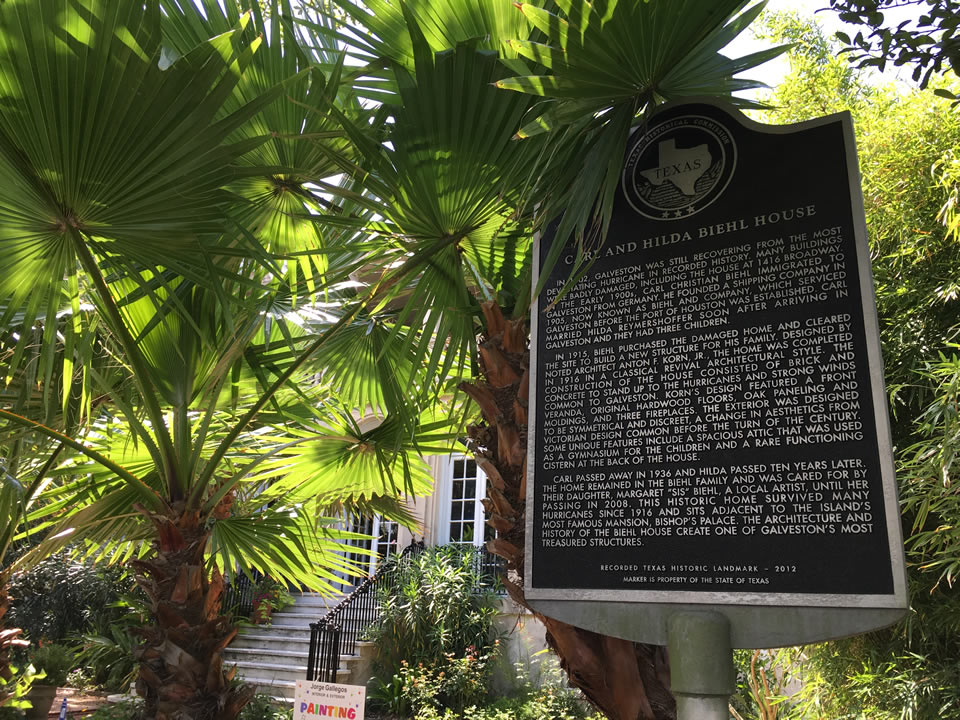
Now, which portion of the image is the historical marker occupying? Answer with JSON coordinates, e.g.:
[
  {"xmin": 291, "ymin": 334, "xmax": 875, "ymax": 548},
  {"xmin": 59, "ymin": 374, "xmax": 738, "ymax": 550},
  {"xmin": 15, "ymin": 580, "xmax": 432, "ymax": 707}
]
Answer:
[{"xmin": 525, "ymin": 100, "xmax": 907, "ymax": 648}]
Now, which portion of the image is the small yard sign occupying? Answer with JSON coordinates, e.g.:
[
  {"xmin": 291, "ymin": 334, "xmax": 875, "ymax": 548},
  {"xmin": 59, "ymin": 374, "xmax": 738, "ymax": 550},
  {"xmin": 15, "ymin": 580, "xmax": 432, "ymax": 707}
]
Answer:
[{"xmin": 293, "ymin": 680, "xmax": 365, "ymax": 720}]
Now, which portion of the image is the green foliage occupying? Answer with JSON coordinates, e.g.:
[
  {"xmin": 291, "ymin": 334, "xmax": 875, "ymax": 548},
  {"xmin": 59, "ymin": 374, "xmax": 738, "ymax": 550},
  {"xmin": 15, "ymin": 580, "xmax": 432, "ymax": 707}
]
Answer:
[
  {"xmin": 0, "ymin": 0, "xmax": 430, "ymax": 607},
  {"xmin": 84, "ymin": 700, "xmax": 144, "ymax": 720},
  {"xmin": 374, "ymin": 609, "xmax": 605, "ymax": 720},
  {"xmin": 858, "ymin": 99, "xmax": 960, "ymax": 421},
  {"xmin": 0, "ymin": 1, "xmax": 796, "ymax": 716},
  {"xmin": 6, "ymin": 551, "xmax": 142, "ymax": 693},
  {"xmin": 367, "ymin": 672, "xmax": 409, "ymax": 716},
  {"xmin": 752, "ymin": 11, "xmax": 873, "ymax": 121},
  {"xmin": 28, "ymin": 644, "xmax": 74, "ymax": 688},
  {"xmin": 74, "ymin": 596, "xmax": 145, "ymax": 693},
  {"xmin": 730, "ymin": 649, "xmax": 798, "ymax": 720},
  {"xmin": 319, "ymin": 0, "xmax": 535, "ymax": 70},
  {"xmin": 0, "ymin": 663, "xmax": 39, "ymax": 718},
  {"xmin": 825, "ymin": 0, "xmax": 960, "ymax": 92},
  {"xmin": 8, "ymin": 553, "xmax": 130, "ymax": 644},
  {"xmin": 901, "ymin": 354, "xmax": 960, "ymax": 585},
  {"xmin": 498, "ymin": 0, "xmax": 788, "ymax": 296},
  {"xmin": 237, "ymin": 694, "xmax": 292, "ymax": 720},
  {"xmin": 366, "ymin": 547, "xmax": 503, "ymax": 716},
  {"xmin": 788, "ymin": 626, "xmax": 960, "ymax": 720},
  {"xmin": 757, "ymin": 9, "xmax": 960, "ymax": 420},
  {"xmin": 753, "ymin": 11, "xmax": 960, "ymax": 718},
  {"xmin": 64, "ymin": 668, "xmax": 98, "ymax": 693},
  {"xmin": 488, "ymin": 653, "xmax": 602, "ymax": 720},
  {"xmin": 936, "ymin": 148, "xmax": 960, "ymax": 259},
  {"xmin": 0, "ymin": 0, "xmax": 277, "ymax": 425},
  {"xmin": 407, "ymin": 653, "xmax": 603, "ymax": 720},
  {"xmin": 253, "ymin": 578, "xmax": 295, "ymax": 612},
  {"xmin": 249, "ymin": 578, "xmax": 295, "ymax": 624},
  {"xmin": 398, "ymin": 648, "xmax": 497, "ymax": 717},
  {"xmin": 368, "ymin": 547, "xmax": 503, "ymax": 678},
  {"xmin": 414, "ymin": 698, "xmax": 605, "ymax": 720}
]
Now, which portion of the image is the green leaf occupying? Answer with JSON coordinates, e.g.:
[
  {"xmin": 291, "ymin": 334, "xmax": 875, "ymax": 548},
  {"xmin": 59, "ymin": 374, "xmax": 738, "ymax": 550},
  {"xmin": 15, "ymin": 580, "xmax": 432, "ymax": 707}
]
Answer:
[{"xmin": 0, "ymin": 0, "xmax": 279, "ymax": 411}]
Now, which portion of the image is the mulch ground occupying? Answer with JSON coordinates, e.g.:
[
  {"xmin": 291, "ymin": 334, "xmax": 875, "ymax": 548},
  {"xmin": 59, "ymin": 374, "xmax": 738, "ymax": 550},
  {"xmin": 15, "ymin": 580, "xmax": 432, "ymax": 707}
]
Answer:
[
  {"xmin": 45, "ymin": 691, "xmax": 402, "ymax": 719},
  {"xmin": 45, "ymin": 688, "xmax": 112, "ymax": 718}
]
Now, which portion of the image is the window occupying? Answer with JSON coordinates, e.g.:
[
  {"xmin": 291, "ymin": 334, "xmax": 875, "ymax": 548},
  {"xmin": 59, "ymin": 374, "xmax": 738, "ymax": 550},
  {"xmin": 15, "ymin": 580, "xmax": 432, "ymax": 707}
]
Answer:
[
  {"xmin": 372, "ymin": 516, "xmax": 399, "ymax": 565},
  {"xmin": 334, "ymin": 513, "xmax": 400, "ymax": 591},
  {"xmin": 446, "ymin": 456, "xmax": 492, "ymax": 547}
]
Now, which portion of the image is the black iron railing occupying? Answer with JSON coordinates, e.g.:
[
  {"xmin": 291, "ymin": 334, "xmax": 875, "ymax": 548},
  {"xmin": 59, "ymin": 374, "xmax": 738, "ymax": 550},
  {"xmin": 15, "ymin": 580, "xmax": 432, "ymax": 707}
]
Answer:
[
  {"xmin": 306, "ymin": 543, "xmax": 505, "ymax": 683},
  {"xmin": 222, "ymin": 569, "xmax": 264, "ymax": 619},
  {"xmin": 471, "ymin": 545, "xmax": 507, "ymax": 591}
]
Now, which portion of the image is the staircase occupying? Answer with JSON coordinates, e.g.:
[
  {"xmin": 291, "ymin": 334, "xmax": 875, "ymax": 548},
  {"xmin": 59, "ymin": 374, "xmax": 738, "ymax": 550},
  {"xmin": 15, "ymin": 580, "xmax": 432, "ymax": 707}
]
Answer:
[{"xmin": 224, "ymin": 592, "xmax": 375, "ymax": 700}]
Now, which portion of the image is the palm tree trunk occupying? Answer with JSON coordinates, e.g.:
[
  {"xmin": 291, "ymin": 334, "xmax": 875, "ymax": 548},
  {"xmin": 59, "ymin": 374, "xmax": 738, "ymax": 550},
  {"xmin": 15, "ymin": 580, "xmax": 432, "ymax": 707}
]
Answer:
[
  {"xmin": 0, "ymin": 573, "xmax": 28, "ymax": 707},
  {"xmin": 461, "ymin": 301, "xmax": 676, "ymax": 720},
  {"xmin": 132, "ymin": 507, "xmax": 253, "ymax": 720}
]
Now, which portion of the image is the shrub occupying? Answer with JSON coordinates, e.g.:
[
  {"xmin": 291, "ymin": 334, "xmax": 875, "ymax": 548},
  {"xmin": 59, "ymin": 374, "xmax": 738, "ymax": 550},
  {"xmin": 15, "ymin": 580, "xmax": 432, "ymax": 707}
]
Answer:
[
  {"xmin": 398, "ymin": 647, "xmax": 604, "ymax": 720},
  {"xmin": 84, "ymin": 700, "xmax": 143, "ymax": 720},
  {"xmin": 29, "ymin": 643, "xmax": 74, "ymax": 687},
  {"xmin": 491, "ymin": 652, "xmax": 602, "ymax": 720},
  {"xmin": 367, "ymin": 546, "xmax": 502, "ymax": 673},
  {"xmin": 410, "ymin": 688, "xmax": 606, "ymax": 720},
  {"xmin": 250, "ymin": 578, "xmax": 295, "ymax": 624},
  {"xmin": 73, "ymin": 593, "xmax": 146, "ymax": 692},
  {"xmin": 365, "ymin": 548, "xmax": 605, "ymax": 719},
  {"xmin": 8, "ymin": 553, "xmax": 130, "ymax": 644},
  {"xmin": 730, "ymin": 649, "xmax": 797, "ymax": 720},
  {"xmin": 238, "ymin": 694, "xmax": 292, "ymax": 720},
  {"xmin": 365, "ymin": 546, "xmax": 503, "ymax": 715},
  {"xmin": 398, "ymin": 646, "xmax": 496, "ymax": 716}
]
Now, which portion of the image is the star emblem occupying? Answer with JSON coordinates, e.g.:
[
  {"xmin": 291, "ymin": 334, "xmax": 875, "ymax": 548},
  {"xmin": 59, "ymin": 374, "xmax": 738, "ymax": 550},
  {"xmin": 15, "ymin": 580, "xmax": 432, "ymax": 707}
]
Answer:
[
  {"xmin": 686, "ymin": 205, "xmax": 696, "ymax": 214},
  {"xmin": 673, "ymin": 210, "xmax": 683, "ymax": 218},
  {"xmin": 661, "ymin": 211, "xmax": 671, "ymax": 219}
]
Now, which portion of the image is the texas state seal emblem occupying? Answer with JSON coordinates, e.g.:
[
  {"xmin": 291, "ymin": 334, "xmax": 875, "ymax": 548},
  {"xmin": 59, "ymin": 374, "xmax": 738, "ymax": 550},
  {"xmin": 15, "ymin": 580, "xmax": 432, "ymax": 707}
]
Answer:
[{"xmin": 622, "ymin": 114, "xmax": 737, "ymax": 221}]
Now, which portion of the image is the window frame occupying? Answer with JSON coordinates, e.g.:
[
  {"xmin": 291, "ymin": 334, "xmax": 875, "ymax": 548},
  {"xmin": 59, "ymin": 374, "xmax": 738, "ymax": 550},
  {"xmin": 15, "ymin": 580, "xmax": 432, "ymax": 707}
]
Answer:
[{"xmin": 437, "ymin": 454, "xmax": 488, "ymax": 548}]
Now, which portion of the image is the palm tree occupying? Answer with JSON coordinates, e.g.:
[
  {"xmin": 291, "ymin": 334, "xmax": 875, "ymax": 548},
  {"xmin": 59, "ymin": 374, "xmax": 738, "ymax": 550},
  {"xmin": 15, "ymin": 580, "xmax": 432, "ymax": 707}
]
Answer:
[
  {"xmin": 0, "ymin": 3, "xmax": 271, "ymax": 712},
  {"xmin": 0, "ymin": 1, "xmax": 786, "ymax": 717},
  {"xmin": 0, "ymin": 2, "xmax": 451, "ymax": 717},
  {"xmin": 306, "ymin": 1, "xmax": 785, "ymax": 717},
  {"xmin": 0, "ymin": 459, "xmax": 39, "ymax": 707}
]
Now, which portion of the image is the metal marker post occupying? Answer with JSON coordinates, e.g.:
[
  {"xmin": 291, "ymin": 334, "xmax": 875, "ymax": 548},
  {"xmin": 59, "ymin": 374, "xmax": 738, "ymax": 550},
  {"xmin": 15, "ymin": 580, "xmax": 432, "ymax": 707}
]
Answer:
[{"xmin": 667, "ymin": 612, "xmax": 736, "ymax": 720}]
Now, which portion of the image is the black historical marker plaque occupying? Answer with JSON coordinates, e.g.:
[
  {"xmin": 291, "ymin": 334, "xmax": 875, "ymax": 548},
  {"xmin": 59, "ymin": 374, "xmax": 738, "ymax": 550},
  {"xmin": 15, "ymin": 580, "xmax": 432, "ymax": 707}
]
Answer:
[{"xmin": 525, "ymin": 101, "xmax": 906, "ymax": 645}]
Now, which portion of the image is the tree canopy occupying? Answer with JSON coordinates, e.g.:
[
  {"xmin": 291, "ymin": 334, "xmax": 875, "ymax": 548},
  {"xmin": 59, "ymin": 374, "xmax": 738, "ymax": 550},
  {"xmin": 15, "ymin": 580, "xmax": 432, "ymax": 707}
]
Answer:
[
  {"xmin": 750, "ymin": 12, "xmax": 960, "ymax": 718},
  {"xmin": 9, "ymin": 2, "xmax": 960, "ymax": 719},
  {"xmin": 826, "ymin": 0, "xmax": 960, "ymax": 99},
  {"xmin": 0, "ymin": 1, "xmax": 783, "ymax": 718}
]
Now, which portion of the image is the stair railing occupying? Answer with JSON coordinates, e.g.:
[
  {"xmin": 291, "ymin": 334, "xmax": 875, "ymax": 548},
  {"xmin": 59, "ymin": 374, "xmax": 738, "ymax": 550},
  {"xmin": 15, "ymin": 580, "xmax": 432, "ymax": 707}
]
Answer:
[
  {"xmin": 307, "ymin": 540, "xmax": 425, "ymax": 683},
  {"xmin": 222, "ymin": 569, "xmax": 264, "ymax": 619},
  {"xmin": 306, "ymin": 542, "xmax": 507, "ymax": 683}
]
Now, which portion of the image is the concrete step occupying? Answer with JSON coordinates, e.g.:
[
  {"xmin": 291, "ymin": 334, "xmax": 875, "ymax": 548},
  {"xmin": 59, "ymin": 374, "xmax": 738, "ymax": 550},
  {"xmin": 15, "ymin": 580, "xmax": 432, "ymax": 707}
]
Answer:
[
  {"xmin": 231, "ymin": 634, "xmax": 312, "ymax": 653},
  {"xmin": 284, "ymin": 603, "xmax": 337, "ymax": 616},
  {"xmin": 224, "ymin": 648, "xmax": 309, "ymax": 666},
  {"xmin": 237, "ymin": 623, "xmax": 313, "ymax": 638},
  {"xmin": 269, "ymin": 612, "xmax": 318, "ymax": 628},
  {"xmin": 229, "ymin": 660, "xmax": 309, "ymax": 685},
  {"xmin": 230, "ymin": 589, "xmax": 367, "ymax": 690},
  {"xmin": 233, "ymin": 663, "xmax": 351, "ymax": 691},
  {"xmin": 226, "ymin": 649, "xmax": 365, "ymax": 675},
  {"xmin": 241, "ymin": 675, "xmax": 296, "ymax": 701},
  {"xmin": 287, "ymin": 593, "xmax": 346, "ymax": 611}
]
